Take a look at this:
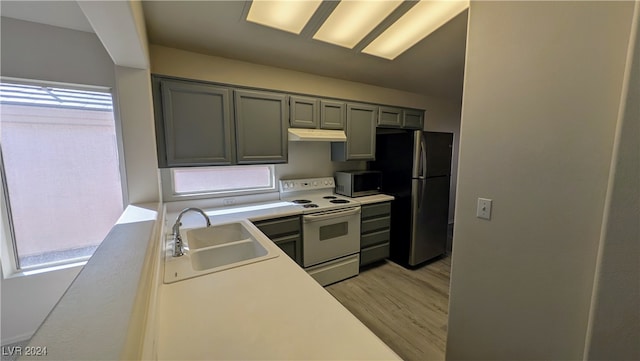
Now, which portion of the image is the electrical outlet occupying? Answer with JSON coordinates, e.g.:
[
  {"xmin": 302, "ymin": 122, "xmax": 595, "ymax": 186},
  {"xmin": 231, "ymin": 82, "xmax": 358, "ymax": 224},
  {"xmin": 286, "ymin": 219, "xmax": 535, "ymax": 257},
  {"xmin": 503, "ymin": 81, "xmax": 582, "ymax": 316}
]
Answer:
[
  {"xmin": 477, "ymin": 198, "xmax": 492, "ymax": 220},
  {"xmin": 223, "ymin": 198, "xmax": 235, "ymax": 206}
]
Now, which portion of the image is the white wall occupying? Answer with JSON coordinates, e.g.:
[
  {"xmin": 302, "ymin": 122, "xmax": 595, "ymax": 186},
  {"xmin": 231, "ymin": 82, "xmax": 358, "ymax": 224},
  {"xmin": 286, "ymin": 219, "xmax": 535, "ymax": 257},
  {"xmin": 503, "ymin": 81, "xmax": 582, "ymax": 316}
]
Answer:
[
  {"xmin": 585, "ymin": 3, "xmax": 640, "ymax": 359},
  {"xmin": 113, "ymin": 66, "xmax": 159, "ymax": 204},
  {"xmin": 0, "ymin": 18, "xmax": 116, "ymax": 345},
  {"xmin": 0, "ymin": 17, "xmax": 115, "ymax": 88},
  {"xmin": 276, "ymin": 142, "xmax": 367, "ymax": 180},
  {"xmin": 446, "ymin": 2, "xmax": 635, "ymax": 360},
  {"xmin": 423, "ymin": 98, "xmax": 462, "ymax": 223},
  {"xmin": 150, "ymin": 45, "xmax": 431, "ymax": 109}
]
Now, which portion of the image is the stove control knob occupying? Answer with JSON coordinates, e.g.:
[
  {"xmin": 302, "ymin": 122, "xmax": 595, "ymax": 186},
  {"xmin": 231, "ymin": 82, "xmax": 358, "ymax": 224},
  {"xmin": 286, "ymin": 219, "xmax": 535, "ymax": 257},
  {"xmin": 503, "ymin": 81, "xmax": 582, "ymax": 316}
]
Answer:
[
  {"xmin": 313, "ymin": 181, "xmax": 318, "ymax": 186},
  {"xmin": 324, "ymin": 180, "xmax": 329, "ymax": 185}
]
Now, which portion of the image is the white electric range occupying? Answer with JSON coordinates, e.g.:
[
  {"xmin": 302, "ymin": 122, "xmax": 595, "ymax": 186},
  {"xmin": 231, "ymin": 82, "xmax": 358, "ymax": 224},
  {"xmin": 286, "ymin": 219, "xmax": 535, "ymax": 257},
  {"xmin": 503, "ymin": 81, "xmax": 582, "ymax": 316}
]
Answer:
[{"xmin": 279, "ymin": 177, "xmax": 361, "ymax": 286}]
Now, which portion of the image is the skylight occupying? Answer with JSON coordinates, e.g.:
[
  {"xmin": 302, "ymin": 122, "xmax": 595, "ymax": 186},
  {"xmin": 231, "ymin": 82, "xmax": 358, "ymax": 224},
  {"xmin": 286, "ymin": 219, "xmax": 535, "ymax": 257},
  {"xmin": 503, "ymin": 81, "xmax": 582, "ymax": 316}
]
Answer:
[
  {"xmin": 245, "ymin": 0, "xmax": 469, "ymax": 60},
  {"xmin": 313, "ymin": 1, "xmax": 403, "ymax": 49},
  {"xmin": 246, "ymin": 0, "xmax": 323, "ymax": 34}
]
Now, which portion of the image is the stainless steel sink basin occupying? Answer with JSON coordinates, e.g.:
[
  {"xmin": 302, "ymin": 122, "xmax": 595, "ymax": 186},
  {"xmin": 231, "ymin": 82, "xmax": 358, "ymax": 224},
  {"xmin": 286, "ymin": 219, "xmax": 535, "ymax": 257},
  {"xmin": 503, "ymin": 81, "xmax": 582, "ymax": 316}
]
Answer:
[{"xmin": 164, "ymin": 220, "xmax": 279, "ymax": 283}]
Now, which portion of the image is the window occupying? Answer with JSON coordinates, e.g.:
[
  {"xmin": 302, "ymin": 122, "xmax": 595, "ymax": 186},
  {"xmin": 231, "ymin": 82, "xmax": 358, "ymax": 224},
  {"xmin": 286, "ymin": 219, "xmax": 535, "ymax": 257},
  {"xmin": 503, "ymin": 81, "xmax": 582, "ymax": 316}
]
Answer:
[
  {"xmin": 162, "ymin": 165, "xmax": 276, "ymax": 199},
  {"xmin": 0, "ymin": 81, "xmax": 124, "ymax": 271}
]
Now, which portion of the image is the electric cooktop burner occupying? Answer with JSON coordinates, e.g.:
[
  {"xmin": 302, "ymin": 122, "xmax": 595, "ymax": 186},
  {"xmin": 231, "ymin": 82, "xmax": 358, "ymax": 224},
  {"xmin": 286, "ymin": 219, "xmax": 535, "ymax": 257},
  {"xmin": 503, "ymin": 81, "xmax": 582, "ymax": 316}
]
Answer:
[
  {"xmin": 292, "ymin": 199, "xmax": 312, "ymax": 204},
  {"xmin": 279, "ymin": 177, "xmax": 360, "ymax": 214},
  {"xmin": 330, "ymin": 199, "xmax": 350, "ymax": 204}
]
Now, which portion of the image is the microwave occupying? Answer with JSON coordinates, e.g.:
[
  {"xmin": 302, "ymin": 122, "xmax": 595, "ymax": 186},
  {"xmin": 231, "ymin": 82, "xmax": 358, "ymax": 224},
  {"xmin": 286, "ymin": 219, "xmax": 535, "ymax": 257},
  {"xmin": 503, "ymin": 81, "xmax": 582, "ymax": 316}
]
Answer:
[{"xmin": 334, "ymin": 170, "xmax": 382, "ymax": 197}]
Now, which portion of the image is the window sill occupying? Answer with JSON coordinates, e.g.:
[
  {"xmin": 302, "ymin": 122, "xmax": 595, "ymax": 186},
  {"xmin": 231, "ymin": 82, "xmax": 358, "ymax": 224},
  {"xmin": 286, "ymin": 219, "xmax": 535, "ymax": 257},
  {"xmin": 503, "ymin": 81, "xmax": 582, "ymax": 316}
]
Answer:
[
  {"xmin": 4, "ymin": 261, "xmax": 86, "ymax": 279},
  {"xmin": 2, "ymin": 204, "xmax": 158, "ymax": 279}
]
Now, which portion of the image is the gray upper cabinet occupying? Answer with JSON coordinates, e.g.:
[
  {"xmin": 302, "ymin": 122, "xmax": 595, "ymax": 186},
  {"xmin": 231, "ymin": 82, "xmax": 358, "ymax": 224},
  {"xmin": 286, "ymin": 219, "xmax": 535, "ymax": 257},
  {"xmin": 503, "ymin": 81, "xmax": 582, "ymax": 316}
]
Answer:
[
  {"xmin": 234, "ymin": 90, "xmax": 288, "ymax": 164},
  {"xmin": 402, "ymin": 109, "xmax": 424, "ymax": 129},
  {"xmin": 377, "ymin": 106, "xmax": 402, "ymax": 128},
  {"xmin": 377, "ymin": 106, "xmax": 424, "ymax": 130},
  {"xmin": 290, "ymin": 97, "xmax": 345, "ymax": 130},
  {"xmin": 320, "ymin": 100, "xmax": 345, "ymax": 130},
  {"xmin": 289, "ymin": 96, "xmax": 319, "ymax": 129},
  {"xmin": 331, "ymin": 103, "xmax": 377, "ymax": 161},
  {"xmin": 154, "ymin": 77, "xmax": 234, "ymax": 167}
]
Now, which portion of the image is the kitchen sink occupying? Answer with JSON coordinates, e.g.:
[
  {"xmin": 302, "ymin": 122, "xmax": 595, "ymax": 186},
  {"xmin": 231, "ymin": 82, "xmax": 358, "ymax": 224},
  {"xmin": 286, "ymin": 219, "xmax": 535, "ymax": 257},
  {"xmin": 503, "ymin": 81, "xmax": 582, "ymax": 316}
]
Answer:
[
  {"xmin": 186, "ymin": 222, "xmax": 253, "ymax": 250},
  {"xmin": 164, "ymin": 220, "xmax": 279, "ymax": 283},
  {"xmin": 191, "ymin": 239, "xmax": 267, "ymax": 271}
]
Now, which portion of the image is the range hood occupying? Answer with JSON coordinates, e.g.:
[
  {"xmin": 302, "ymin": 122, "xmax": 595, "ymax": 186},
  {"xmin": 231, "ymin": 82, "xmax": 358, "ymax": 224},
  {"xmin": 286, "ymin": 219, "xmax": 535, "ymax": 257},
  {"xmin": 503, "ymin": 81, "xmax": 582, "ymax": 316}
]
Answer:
[{"xmin": 288, "ymin": 128, "xmax": 347, "ymax": 142}]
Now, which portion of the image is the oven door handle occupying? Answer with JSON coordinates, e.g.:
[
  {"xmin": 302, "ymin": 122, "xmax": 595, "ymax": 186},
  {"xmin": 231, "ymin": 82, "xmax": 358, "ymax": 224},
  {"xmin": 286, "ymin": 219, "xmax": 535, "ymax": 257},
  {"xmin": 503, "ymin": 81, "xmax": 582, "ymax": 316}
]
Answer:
[{"xmin": 303, "ymin": 206, "xmax": 361, "ymax": 223}]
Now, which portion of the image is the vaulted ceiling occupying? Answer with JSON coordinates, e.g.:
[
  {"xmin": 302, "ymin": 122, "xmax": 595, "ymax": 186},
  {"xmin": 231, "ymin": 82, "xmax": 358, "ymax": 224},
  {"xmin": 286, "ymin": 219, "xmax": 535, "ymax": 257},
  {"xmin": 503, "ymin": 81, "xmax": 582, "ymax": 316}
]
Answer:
[{"xmin": 1, "ymin": 1, "xmax": 468, "ymax": 102}]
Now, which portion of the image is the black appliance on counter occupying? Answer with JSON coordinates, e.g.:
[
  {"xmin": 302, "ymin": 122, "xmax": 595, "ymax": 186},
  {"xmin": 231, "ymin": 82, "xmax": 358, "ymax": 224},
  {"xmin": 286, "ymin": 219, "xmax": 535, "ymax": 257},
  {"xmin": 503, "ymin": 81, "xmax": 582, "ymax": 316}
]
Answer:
[{"xmin": 369, "ymin": 130, "xmax": 453, "ymax": 266}]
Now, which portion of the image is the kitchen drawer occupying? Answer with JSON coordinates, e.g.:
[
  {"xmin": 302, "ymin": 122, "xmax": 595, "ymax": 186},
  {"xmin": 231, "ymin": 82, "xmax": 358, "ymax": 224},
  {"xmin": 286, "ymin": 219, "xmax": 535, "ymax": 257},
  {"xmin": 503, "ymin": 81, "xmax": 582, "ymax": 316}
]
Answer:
[
  {"xmin": 360, "ymin": 243, "xmax": 390, "ymax": 266},
  {"xmin": 361, "ymin": 229, "xmax": 390, "ymax": 248},
  {"xmin": 253, "ymin": 216, "xmax": 301, "ymax": 238},
  {"xmin": 306, "ymin": 253, "xmax": 359, "ymax": 286},
  {"xmin": 361, "ymin": 202, "xmax": 391, "ymax": 219},
  {"xmin": 361, "ymin": 216, "xmax": 390, "ymax": 234}
]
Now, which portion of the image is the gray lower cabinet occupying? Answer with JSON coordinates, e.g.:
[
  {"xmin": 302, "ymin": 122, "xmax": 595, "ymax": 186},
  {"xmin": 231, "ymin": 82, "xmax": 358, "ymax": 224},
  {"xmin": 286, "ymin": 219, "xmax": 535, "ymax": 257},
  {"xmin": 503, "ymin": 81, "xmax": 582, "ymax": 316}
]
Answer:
[
  {"xmin": 253, "ymin": 215, "xmax": 302, "ymax": 266},
  {"xmin": 153, "ymin": 77, "xmax": 234, "ymax": 167},
  {"xmin": 331, "ymin": 103, "xmax": 377, "ymax": 161},
  {"xmin": 402, "ymin": 109, "xmax": 424, "ymax": 129},
  {"xmin": 234, "ymin": 90, "xmax": 288, "ymax": 164},
  {"xmin": 360, "ymin": 202, "xmax": 391, "ymax": 266}
]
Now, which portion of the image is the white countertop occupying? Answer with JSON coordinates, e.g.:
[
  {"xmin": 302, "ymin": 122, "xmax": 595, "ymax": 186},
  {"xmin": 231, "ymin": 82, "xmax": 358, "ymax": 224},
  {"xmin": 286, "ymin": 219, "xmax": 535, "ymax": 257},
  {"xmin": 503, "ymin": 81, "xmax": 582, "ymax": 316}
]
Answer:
[
  {"xmin": 157, "ymin": 248, "xmax": 399, "ymax": 360},
  {"xmin": 157, "ymin": 198, "xmax": 400, "ymax": 360}
]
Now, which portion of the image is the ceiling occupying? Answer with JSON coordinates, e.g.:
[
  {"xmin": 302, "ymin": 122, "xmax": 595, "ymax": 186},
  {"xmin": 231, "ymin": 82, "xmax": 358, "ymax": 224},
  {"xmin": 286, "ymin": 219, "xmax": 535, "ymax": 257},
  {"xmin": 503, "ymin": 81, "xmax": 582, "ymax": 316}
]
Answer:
[
  {"xmin": 142, "ymin": 1, "xmax": 468, "ymax": 102},
  {"xmin": 0, "ymin": 1, "xmax": 93, "ymax": 33},
  {"xmin": 0, "ymin": 1, "xmax": 468, "ymax": 102}
]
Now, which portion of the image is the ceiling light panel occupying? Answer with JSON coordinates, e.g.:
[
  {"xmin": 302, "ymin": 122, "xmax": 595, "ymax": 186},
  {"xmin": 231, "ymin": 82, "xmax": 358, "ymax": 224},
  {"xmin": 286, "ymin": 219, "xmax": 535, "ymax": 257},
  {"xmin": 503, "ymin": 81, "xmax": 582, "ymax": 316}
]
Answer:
[
  {"xmin": 246, "ymin": 0, "xmax": 323, "ymax": 34},
  {"xmin": 313, "ymin": 0, "xmax": 403, "ymax": 49},
  {"xmin": 363, "ymin": 0, "xmax": 469, "ymax": 60}
]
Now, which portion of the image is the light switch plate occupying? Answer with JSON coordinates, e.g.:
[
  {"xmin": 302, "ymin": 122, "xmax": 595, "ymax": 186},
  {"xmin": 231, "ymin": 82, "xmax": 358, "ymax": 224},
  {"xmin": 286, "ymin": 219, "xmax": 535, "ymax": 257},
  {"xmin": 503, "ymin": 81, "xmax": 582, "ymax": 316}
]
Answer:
[{"xmin": 477, "ymin": 198, "xmax": 492, "ymax": 220}]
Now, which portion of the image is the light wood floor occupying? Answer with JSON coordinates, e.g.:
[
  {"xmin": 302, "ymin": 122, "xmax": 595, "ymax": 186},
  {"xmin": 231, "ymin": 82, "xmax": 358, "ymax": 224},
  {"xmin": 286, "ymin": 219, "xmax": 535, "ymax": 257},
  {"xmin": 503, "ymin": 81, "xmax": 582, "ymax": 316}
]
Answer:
[{"xmin": 326, "ymin": 256, "xmax": 451, "ymax": 361}]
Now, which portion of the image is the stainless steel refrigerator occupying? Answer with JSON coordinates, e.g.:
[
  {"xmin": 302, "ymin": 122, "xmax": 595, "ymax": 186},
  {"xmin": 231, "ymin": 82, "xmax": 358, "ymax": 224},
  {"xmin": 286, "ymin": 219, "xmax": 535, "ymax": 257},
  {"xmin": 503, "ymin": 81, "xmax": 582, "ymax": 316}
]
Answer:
[{"xmin": 369, "ymin": 130, "xmax": 453, "ymax": 266}]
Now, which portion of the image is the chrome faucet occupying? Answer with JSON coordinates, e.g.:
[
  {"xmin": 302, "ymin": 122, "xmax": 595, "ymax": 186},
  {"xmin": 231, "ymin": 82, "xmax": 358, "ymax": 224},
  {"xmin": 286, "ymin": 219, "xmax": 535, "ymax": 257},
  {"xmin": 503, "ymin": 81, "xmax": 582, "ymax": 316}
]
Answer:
[{"xmin": 172, "ymin": 207, "xmax": 211, "ymax": 257}]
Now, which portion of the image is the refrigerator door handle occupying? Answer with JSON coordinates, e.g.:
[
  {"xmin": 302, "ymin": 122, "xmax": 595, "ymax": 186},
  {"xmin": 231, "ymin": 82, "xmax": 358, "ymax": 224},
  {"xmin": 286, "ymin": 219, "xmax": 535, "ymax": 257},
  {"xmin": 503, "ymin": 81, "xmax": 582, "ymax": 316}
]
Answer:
[
  {"xmin": 420, "ymin": 133, "xmax": 427, "ymax": 179},
  {"xmin": 412, "ymin": 130, "xmax": 421, "ymax": 178},
  {"xmin": 412, "ymin": 130, "xmax": 429, "ymax": 179},
  {"xmin": 417, "ymin": 133, "xmax": 427, "ymax": 210},
  {"xmin": 417, "ymin": 177, "xmax": 425, "ymax": 210}
]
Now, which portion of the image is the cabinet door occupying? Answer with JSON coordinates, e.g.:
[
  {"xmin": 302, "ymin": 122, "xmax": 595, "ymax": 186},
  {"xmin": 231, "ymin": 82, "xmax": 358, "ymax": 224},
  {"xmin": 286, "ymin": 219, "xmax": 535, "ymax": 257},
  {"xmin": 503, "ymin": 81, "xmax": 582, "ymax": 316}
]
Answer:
[
  {"xmin": 155, "ymin": 78, "xmax": 234, "ymax": 167},
  {"xmin": 377, "ymin": 106, "xmax": 402, "ymax": 128},
  {"xmin": 273, "ymin": 234, "xmax": 303, "ymax": 266},
  {"xmin": 290, "ymin": 96, "xmax": 318, "ymax": 128},
  {"xmin": 320, "ymin": 100, "xmax": 345, "ymax": 130},
  {"xmin": 234, "ymin": 90, "xmax": 288, "ymax": 164},
  {"xmin": 331, "ymin": 103, "xmax": 377, "ymax": 161},
  {"xmin": 403, "ymin": 109, "xmax": 424, "ymax": 129}
]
